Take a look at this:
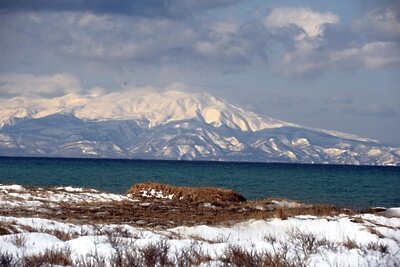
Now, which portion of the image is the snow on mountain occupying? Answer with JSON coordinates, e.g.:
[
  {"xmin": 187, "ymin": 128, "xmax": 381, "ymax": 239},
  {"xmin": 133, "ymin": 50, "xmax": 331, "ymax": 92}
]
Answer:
[
  {"xmin": 0, "ymin": 90, "xmax": 292, "ymax": 131},
  {"xmin": 0, "ymin": 90, "xmax": 399, "ymax": 165}
]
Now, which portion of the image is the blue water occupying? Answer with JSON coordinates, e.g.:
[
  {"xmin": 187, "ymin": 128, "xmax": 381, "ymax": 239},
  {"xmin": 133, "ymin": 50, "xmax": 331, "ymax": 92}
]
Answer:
[{"xmin": 0, "ymin": 157, "xmax": 399, "ymax": 209}]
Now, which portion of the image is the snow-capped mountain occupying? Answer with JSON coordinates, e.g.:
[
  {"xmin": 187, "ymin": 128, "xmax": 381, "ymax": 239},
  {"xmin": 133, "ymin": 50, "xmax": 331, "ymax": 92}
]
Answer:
[{"xmin": 0, "ymin": 90, "xmax": 399, "ymax": 165}]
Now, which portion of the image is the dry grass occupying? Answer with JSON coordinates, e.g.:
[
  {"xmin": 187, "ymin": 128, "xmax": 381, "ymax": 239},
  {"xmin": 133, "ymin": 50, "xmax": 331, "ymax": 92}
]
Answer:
[
  {"xmin": 10, "ymin": 234, "xmax": 26, "ymax": 248},
  {"xmin": 342, "ymin": 238, "xmax": 359, "ymax": 250},
  {"xmin": 222, "ymin": 229, "xmax": 342, "ymax": 267},
  {"xmin": 0, "ymin": 198, "xmax": 353, "ymax": 229},
  {"xmin": 128, "ymin": 182, "xmax": 246, "ymax": 203},
  {"xmin": 350, "ymin": 216, "xmax": 364, "ymax": 223},
  {"xmin": 0, "ymin": 221, "xmax": 19, "ymax": 235},
  {"xmin": 365, "ymin": 242, "xmax": 389, "ymax": 254},
  {"xmin": 39, "ymin": 228, "xmax": 79, "ymax": 241},
  {"xmin": 175, "ymin": 241, "xmax": 212, "ymax": 266},
  {"xmin": 276, "ymin": 207, "xmax": 288, "ymax": 220},
  {"xmin": 0, "ymin": 183, "xmax": 356, "ymax": 228},
  {"xmin": 221, "ymin": 245, "xmax": 263, "ymax": 267},
  {"xmin": 23, "ymin": 247, "xmax": 72, "ymax": 267},
  {"xmin": 366, "ymin": 226, "xmax": 384, "ymax": 238}
]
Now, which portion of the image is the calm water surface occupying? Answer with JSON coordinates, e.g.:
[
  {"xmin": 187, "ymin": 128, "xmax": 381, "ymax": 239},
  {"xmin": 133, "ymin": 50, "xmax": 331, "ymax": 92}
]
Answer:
[{"xmin": 0, "ymin": 157, "xmax": 399, "ymax": 209}]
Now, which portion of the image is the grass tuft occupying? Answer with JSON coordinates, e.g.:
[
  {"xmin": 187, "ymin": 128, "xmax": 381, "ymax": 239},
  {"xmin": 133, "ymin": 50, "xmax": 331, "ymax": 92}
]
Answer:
[
  {"xmin": 276, "ymin": 207, "xmax": 288, "ymax": 220},
  {"xmin": 342, "ymin": 238, "xmax": 359, "ymax": 250},
  {"xmin": 23, "ymin": 247, "xmax": 72, "ymax": 267}
]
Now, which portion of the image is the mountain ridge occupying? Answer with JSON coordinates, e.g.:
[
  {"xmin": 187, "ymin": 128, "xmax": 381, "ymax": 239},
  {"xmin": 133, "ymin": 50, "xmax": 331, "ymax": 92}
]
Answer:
[{"xmin": 0, "ymin": 90, "xmax": 399, "ymax": 165}]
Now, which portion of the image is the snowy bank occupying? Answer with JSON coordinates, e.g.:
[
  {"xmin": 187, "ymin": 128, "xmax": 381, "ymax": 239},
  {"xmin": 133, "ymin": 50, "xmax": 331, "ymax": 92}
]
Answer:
[
  {"xmin": 0, "ymin": 184, "xmax": 399, "ymax": 266},
  {"xmin": 0, "ymin": 214, "xmax": 399, "ymax": 266}
]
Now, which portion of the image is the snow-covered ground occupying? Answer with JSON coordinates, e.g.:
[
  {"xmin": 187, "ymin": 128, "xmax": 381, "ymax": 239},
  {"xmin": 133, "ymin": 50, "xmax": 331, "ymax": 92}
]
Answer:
[
  {"xmin": 0, "ymin": 184, "xmax": 133, "ymax": 211},
  {"xmin": 0, "ymin": 184, "xmax": 399, "ymax": 266},
  {"xmin": 1, "ymin": 214, "xmax": 399, "ymax": 266}
]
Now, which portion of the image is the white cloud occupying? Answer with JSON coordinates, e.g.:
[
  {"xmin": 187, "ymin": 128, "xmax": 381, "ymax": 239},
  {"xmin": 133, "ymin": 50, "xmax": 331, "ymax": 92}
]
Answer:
[
  {"xmin": 330, "ymin": 41, "xmax": 400, "ymax": 68},
  {"xmin": 264, "ymin": 7, "xmax": 340, "ymax": 76},
  {"xmin": 0, "ymin": 73, "xmax": 82, "ymax": 96},
  {"xmin": 277, "ymin": 40, "xmax": 400, "ymax": 76},
  {"xmin": 264, "ymin": 7, "xmax": 339, "ymax": 40},
  {"xmin": 264, "ymin": 6, "xmax": 400, "ymax": 77},
  {"xmin": 77, "ymin": 13, "xmax": 109, "ymax": 27}
]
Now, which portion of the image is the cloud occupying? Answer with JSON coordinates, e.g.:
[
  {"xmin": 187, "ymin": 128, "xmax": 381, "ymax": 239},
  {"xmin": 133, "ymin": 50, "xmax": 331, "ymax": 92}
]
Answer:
[
  {"xmin": 263, "ymin": 5, "xmax": 400, "ymax": 78},
  {"xmin": 61, "ymin": 16, "xmax": 199, "ymax": 63},
  {"xmin": 0, "ymin": 0, "xmax": 243, "ymax": 18},
  {"xmin": 324, "ymin": 96, "xmax": 354, "ymax": 104},
  {"xmin": 264, "ymin": 7, "xmax": 339, "ymax": 40},
  {"xmin": 344, "ymin": 104, "xmax": 398, "ymax": 118},
  {"xmin": 0, "ymin": 2, "xmax": 399, "ymax": 82},
  {"xmin": 330, "ymin": 41, "xmax": 400, "ymax": 69},
  {"xmin": 263, "ymin": 7, "xmax": 339, "ymax": 77},
  {"xmin": 191, "ymin": 20, "xmax": 269, "ymax": 71},
  {"xmin": 352, "ymin": 6, "xmax": 400, "ymax": 41},
  {"xmin": 0, "ymin": 73, "xmax": 82, "ymax": 96},
  {"xmin": 0, "ymin": 11, "xmax": 269, "ymax": 74}
]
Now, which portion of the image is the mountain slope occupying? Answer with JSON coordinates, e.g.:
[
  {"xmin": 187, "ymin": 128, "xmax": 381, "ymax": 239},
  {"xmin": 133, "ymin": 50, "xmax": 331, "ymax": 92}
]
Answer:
[
  {"xmin": 0, "ymin": 90, "xmax": 399, "ymax": 165},
  {"xmin": 0, "ymin": 91, "xmax": 293, "ymax": 131}
]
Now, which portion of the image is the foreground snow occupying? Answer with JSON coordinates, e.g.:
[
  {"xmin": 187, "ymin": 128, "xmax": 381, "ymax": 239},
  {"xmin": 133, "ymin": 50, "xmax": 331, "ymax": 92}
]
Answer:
[
  {"xmin": 0, "ymin": 184, "xmax": 399, "ymax": 266},
  {"xmin": 0, "ymin": 214, "xmax": 399, "ymax": 266}
]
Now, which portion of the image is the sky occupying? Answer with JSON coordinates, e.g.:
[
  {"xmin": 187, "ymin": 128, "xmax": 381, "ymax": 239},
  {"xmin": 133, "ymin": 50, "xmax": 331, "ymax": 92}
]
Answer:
[{"xmin": 0, "ymin": 0, "xmax": 399, "ymax": 144}]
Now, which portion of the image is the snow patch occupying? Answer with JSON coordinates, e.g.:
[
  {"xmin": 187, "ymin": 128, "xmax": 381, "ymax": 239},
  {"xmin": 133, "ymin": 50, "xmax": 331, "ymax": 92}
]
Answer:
[
  {"xmin": 368, "ymin": 148, "xmax": 382, "ymax": 157},
  {"xmin": 283, "ymin": 151, "xmax": 297, "ymax": 159},
  {"xmin": 0, "ymin": 184, "xmax": 25, "ymax": 191},
  {"xmin": 292, "ymin": 138, "xmax": 309, "ymax": 146},
  {"xmin": 202, "ymin": 107, "xmax": 222, "ymax": 125},
  {"xmin": 140, "ymin": 189, "xmax": 174, "ymax": 200},
  {"xmin": 323, "ymin": 148, "xmax": 346, "ymax": 156},
  {"xmin": 0, "ymin": 184, "xmax": 132, "ymax": 210}
]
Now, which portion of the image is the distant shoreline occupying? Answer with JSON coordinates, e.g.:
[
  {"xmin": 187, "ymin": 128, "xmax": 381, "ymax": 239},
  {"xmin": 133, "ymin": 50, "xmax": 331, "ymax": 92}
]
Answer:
[{"xmin": 1, "ymin": 155, "xmax": 399, "ymax": 168}]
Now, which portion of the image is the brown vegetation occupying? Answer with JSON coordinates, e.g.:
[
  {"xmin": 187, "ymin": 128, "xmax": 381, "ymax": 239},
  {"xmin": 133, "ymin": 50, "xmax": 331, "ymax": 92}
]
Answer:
[
  {"xmin": 342, "ymin": 238, "xmax": 359, "ymax": 250},
  {"xmin": 275, "ymin": 206, "xmax": 288, "ymax": 220},
  {"xmin": 0, "ymin": 183, "xmax": 355, "ymax": 228},
  {"xmin": 127, "ymin": 182, "xmax": 246, "ymax": 203},
  {"xmin": 23, "ymin": 247, "xmax": 72, "ymax": 267},
  {"xmin": 0, "ymin": 198, "xmax": 352, "ymax": 229},
  {"xmin": 0, "ymin": 221, "xmax": 19, "ymax": 235}
]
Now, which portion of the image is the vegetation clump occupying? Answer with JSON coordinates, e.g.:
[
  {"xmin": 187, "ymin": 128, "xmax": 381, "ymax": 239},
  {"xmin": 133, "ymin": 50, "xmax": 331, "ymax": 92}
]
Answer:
[{"xmin": 127, "ymin": 182, "xmax": 247, "ymax": 203}]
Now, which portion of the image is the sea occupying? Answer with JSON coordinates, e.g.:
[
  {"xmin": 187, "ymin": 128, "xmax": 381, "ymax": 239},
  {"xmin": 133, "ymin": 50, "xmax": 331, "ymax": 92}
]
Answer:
[{"xmin": 0, "ymin": 157, "xmax": 399, "ymax": 209}]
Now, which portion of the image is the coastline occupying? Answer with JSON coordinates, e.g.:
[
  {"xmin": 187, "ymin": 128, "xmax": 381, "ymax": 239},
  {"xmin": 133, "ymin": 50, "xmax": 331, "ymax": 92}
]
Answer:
[{"xmin": 2, "ymin": 157, "xmax": 399, "ymax": 210}]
